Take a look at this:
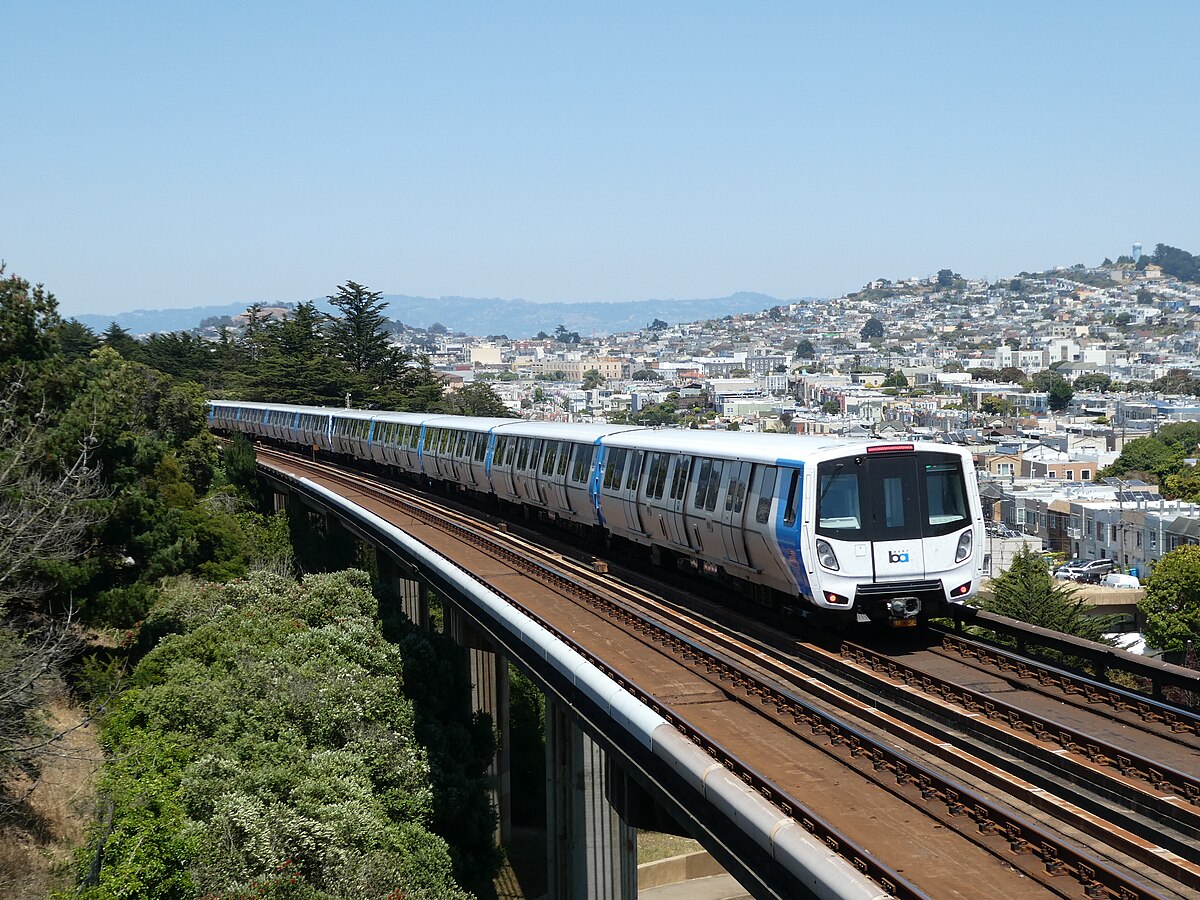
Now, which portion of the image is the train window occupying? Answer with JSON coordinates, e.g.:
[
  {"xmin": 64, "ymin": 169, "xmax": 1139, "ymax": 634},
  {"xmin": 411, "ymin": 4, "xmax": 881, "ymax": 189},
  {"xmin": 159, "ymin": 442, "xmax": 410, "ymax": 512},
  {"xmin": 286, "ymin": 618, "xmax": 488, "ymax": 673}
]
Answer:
[
  {"xmin": 692, "ymin": 460, "xmax": 712, "ymax": 509},
  {"xmin": 783, "ymin": 470, "xmax": 801, "ymax": 527},
  {"xmin": 528, "ymin": 441, "xmax": 542, "ymax": 471},
  {"xmin": 516, "ymin": 440, "xmax": 529, "ymax": 470},
  {"xmin": 604, "ymin": 449, "xmax": 628, "ymax": 490},
  {"xmin": 646, "ymin": 453, "xmax": 669, "ymax": 499},
  {"xmin": 456, "ymin": 432, "xmax": 468, "ymax": 457},
  {"xmin": 542, "ymin": 442, "xmax": 558, "ymax": 475},
  {"xmin": 924, "ymin": 460, "xmax": 969, "ymax": 533},
  {"xmin": 705, "ymin": 460, "xmax": 723, "ymax": 511},
  {"xmin": 670, "ymin": 457, "xmax": 691, "ymax": 501},
  {"xmin": 726, "ymin": 469, "xmax": 746, "ymax": 514},
  {"xmin": 570, "ymin": 445, "xmax": 591, "ymax": 483},
  {"xmin": 756, "ymin": 467, "xmax": 777, "ymax": 523},
  {"xmin": 816, "ymin": 465, "xmax": 859, "ymax": 534},
  {"xmin": 474, "ymin": 435, "xmax": 488, "ymax": 462},
  {"xmin": 557, "ymin": 443, "xmax": 570, "ymax": 476},
  {"xmin": 882, "ymin": 477, "xmax": 907, "ymax": 528},
  {"xmin": 625, "ymin": 451, "xmax": 643, "ymax": 491}
]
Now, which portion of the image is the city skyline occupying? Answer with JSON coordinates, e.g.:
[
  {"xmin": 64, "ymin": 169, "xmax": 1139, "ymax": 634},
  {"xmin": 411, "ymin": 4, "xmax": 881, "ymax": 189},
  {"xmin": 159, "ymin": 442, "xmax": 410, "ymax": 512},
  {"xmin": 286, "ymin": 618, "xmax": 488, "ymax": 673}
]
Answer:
[{"xmin": 4, "ymin": 2, "xmax": 1198, "ymax": 317}]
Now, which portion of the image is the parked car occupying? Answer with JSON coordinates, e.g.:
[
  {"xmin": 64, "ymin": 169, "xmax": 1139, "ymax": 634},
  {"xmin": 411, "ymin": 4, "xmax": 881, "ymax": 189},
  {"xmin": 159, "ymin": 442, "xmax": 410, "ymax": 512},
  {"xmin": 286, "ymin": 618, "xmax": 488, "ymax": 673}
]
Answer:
[
  {"xmin": 1101, "ymin": 573, "xmax": 1141, "ymax": 590},
  {"xmin": 1069, "ymin": 559, "xmax": 1117, "ymax": 583},
  {"xmin": 1053, "ymin": 559, "xmax": 1088, "ymax": 580}
]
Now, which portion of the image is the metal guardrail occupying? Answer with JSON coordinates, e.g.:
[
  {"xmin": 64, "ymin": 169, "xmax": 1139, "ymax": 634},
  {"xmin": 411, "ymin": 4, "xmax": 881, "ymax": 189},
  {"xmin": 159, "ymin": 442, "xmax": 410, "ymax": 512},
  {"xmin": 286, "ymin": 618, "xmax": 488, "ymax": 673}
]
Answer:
[{"xmin": 941, "ymin": 607, "xmax": 1200, "ymax": 708}]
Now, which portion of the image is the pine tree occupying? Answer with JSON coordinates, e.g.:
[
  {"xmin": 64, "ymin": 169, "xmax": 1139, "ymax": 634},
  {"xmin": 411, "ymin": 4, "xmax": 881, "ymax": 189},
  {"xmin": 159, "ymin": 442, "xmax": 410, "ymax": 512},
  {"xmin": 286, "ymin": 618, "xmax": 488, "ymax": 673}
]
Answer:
[
  {"xmin": 981, "ymin": 546, "xmax": 1116, "ymax": 642},
  {"xmin": 325, "ymin": 281, "xmax": 394, "ymax": 377}
]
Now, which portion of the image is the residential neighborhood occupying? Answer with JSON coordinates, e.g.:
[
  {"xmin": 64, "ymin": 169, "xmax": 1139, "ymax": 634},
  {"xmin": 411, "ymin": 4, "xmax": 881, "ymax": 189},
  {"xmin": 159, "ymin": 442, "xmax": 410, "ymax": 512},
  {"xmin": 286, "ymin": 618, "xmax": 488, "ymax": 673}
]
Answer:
[{"xmin": 375, "ymin": 250, "xmax": 1200, "ymax": 593}]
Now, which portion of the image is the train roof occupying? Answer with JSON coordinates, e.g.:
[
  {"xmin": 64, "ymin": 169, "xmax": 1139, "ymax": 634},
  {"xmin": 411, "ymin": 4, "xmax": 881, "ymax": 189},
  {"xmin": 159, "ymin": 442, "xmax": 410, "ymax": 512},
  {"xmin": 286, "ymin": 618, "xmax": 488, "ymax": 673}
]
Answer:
[
  {"xmin": 490, "ymin": 420, "xmax": 646, "ymax": 442},
  {"xmin": 602, "ymin": 428, "xmax": 971, "ymax": 466}
]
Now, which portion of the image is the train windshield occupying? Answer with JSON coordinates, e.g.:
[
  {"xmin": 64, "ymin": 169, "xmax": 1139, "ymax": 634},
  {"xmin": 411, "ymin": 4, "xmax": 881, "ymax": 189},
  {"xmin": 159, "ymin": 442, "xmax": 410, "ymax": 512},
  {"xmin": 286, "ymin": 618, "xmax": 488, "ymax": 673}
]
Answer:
[{"xmin": 816, "ymin": 452, "xmax": 969, "ymax": 541}]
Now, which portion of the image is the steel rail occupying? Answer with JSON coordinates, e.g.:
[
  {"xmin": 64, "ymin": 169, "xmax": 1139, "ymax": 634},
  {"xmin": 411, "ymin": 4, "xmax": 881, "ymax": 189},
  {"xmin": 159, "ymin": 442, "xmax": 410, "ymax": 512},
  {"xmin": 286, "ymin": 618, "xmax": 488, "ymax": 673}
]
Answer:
[{"xmin": 934, "ymin": 630, "xmax": 1200, "ymax": 735}]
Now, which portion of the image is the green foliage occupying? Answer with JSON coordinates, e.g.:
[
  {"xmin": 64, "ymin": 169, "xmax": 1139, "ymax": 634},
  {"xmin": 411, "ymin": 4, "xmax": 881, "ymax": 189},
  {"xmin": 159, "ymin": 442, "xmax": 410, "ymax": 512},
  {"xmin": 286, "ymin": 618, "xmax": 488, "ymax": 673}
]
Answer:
[
  {"xmin": 981, "ymin": 396, "xmax": 1015, "ymax": 417},
  {"xmin": 1139, "ymin": 546, "xmax": 1200, "ymax": 655},
  {"xmin": 793, "ymin": 338, "xmax": 815, "ymax": 359},
  {"xmin": 0, "ymin": 265, "xmax": 63, "ymax": 369},
  {"xmin": 76, "ymin": 571, "xmax": 472, "ymax": 900},
  {"xmin": 882, "ymin": 370, "xmax": 908, "ymax": 389},
  {"xmin": 1073, "ymin": 373, "xmax": 1113, "ymax": 393},
  {"xmin": 859, "ymin": 317, "xmax": 884, "ymax": 340},
  {"xmin": 1150, "ymin": 244, "xmax": 1200, "ymax": 284},
  {"xmin": 980, "ymin": 546, "xmax": 1116, "ymax": 642},
  {"xmin": 1029, "ymin": 369, "xmax": 1074, "ymax": 411},
  {"xmin": 1103, "ymin": 435, "xmax": 1185, "ymax": 485},
  {"xmin": 439, "ymin": 381, "xmax": 514, "ymax": 418},
  {"xmin": 581, "ymin": 369, "xmax": 605, "ymax": 390}
]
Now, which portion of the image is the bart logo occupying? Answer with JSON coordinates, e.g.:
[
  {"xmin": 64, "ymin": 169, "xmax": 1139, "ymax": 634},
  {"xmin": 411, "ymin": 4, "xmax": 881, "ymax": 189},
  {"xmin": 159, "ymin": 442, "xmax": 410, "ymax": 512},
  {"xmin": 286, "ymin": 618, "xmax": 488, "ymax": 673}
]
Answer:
[{"xmin": 888, "ymin": 550, "xmax": 910, "ymax": 564}]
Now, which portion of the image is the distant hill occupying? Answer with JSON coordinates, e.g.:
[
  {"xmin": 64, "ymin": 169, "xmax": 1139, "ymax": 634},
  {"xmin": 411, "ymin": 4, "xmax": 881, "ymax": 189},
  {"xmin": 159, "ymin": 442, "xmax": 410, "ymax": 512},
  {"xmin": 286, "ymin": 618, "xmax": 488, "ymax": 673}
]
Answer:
[
  {"xmin": 377, "ymin": 292, "xmax": 795, "ymax": 336},
  {"xmin": 75, "ymin": 301, "xmax": 287, "ymax": 335},
  {"xmin": 74, "ymin": 292, "xmax": 809, "ymax": 337}
]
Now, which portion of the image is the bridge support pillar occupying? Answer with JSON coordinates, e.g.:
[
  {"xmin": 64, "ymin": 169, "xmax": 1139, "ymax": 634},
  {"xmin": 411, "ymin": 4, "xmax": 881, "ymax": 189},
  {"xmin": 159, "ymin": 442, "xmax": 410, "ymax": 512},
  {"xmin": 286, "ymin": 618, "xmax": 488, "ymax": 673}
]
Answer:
[
  {"xmin": 545, "ymin": 699, "xmax": 637, "ymax": 900},
  {"xmin": 373, "ymin": 549, "xmax": 430, "ymax": 631},
  {"xmin": 444, "ymin": 601, "xmax": 512, "ymax": 846},
  {"xmin": 469, "ymin": 646, "xmax": 512, "ymax": 845}
]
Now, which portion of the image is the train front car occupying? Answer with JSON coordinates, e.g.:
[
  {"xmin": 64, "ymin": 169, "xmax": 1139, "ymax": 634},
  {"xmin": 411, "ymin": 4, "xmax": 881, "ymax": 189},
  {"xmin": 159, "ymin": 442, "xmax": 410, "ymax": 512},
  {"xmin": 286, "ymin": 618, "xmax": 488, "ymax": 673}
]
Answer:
[{"xmin": 806, "ymin": 442, "xmax": 983, "ymax": 624}]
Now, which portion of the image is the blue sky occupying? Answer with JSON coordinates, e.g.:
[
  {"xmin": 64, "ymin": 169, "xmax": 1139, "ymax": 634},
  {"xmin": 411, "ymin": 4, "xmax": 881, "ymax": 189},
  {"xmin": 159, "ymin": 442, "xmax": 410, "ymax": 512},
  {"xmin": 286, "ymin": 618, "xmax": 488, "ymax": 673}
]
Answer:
[{"xmin": 4, "ymin": 2, "xmax": 1198, "ymax": 317}]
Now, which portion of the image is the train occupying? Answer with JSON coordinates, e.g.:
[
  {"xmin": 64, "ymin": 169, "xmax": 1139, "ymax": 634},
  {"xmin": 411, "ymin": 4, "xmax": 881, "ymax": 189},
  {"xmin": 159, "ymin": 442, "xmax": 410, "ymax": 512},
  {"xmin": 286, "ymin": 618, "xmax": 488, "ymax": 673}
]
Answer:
[{"xmin": 209, "ymin": 400, "xmax": 986, "ymax": 625}]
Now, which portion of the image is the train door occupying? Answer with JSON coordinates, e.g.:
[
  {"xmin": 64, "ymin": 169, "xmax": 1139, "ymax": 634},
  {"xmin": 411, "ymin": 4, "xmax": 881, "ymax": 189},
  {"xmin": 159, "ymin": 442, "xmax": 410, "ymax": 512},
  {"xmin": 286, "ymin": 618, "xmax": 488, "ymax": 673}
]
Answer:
[
  {"xmin": 565, "ymin": 442, "xmax": 595, "ymax": 522},
  {"xmin": 864, "ymin": 454, "xmax": 926, "ymax": 580},
  {"xmin": 540, "ymin": 441, "xmax": 570, "ymax": 513},
  {"xmin": 491, "ymin": 435, "xmax": 518, "ymax": 499},
  {"xmin": 662, "ymin": 455, "xmax": 694, "ymax": 550},
  {"xmin": 742, "ymin": 466, "xmax": 792, "ymax": 593},
  {"xmin": 599, "ymin": 447, "xmax": 632, "ymax": 533},
  {"xmin": 716, "ymin": 460, "xmax": 751, "ymax": 568},
  {"xmin": 621, "ymin": 450, "xmax": 647, "ymax": 536}
]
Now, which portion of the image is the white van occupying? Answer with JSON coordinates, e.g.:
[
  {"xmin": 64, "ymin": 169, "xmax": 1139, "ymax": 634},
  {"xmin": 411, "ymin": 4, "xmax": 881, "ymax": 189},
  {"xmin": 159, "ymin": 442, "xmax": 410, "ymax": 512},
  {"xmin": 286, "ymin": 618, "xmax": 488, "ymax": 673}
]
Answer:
[{"xmin": 1101, "ymin": 573, "xmax": 1140, "ymax": 589}]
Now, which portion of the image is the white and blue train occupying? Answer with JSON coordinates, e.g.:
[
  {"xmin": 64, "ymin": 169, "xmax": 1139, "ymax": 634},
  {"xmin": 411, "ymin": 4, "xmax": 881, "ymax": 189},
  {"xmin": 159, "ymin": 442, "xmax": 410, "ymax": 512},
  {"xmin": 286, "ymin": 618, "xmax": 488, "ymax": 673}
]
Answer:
[{"xmin": 210, "ymin": 401, "xmax": 985, "ymax": 624}]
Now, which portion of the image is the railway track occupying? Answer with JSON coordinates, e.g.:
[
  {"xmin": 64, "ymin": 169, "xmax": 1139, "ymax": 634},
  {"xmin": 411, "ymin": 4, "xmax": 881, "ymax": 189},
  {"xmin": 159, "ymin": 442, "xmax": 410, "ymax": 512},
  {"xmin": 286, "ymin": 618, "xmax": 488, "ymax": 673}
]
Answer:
[{"xmin": 251, "ymin": 444, "xmax": 1200, "ymax": 899}]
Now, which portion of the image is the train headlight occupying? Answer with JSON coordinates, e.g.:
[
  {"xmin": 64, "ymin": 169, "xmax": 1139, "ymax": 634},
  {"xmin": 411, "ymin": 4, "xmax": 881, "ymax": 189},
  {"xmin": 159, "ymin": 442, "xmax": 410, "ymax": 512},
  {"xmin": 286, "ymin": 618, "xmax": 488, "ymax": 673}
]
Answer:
[
  {"xmin": 815, "ymin": 539, "xmax": 840, "ymax": 571},
  {"xmin": 955, "ymin": 530, "xmax": 973, "ymax": 563}
]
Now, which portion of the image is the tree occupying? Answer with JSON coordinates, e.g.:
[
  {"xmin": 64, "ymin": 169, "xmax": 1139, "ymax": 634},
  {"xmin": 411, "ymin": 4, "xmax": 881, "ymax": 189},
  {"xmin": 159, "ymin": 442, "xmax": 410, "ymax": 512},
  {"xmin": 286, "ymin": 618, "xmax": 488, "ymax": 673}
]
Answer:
[
  {"xmin": 793, "ymin": 338, "xmax": 815, "ymax": 359},
  {"xmin": 0, "ymin": 380, "xmax": 106, "ymax": 815},
  {"xmin": 980, "ymin": 546, "xmax": 1115, "ymax": 642},
  {"xmin": 1103, "ymin": 436, "xmax": 1180, "ymax": 484},
  {"xmin": 325, "ymin": 281, "xmax": 393, "ymax": 377},
  {"xmin": 1139, "ymin": 546, "xmax": 1200, "ymax": 655},
  {"xmin": 1150, "ymin": 244, "xmax": 1200, "ymax": 284},
  {"xmin": 860, "ymin": 317, "xmax": 885, "ymax": 340},
  {"xmin": 100, "ymin": 322, "xmax": 140, "ymax": 359},
  {"xmin": 440, "ymin": 382, "xmax": 514, "ymax": 418},
  {"xmin": 981, "ymin": 396, "xmax": 1015, "ymax": 417},
  {"xmin": 630, "ymin": 369, "xmax": 660, "ymax": 381},
  {"xmin": 553, "ymin": 324, "xmax": 580, "ymax": 344},
  {"xmin": 937, "ymin": 269, "xmax": 954, "ymax": 288},
  {"xmin": 1073, "ymin": 373, "xmax": 1113, "ymax": 393},
  {"xmin": 0, "ymin": 266, "xmax": 63, "ymax": 367},
  {"xmin": 997, "ymin": 366, "xmax": 1027, "ymax": 384},
  {"xmin": 821, "ymin": 400, "xmax": 840, "ymax": 415},
  {"xmin": 1047, "ymin": 378, "xmax": 1074, "ymax": 412},
  {"xmin": 648, "ymin": 318, "xmax": 668, "ymax": 331},
  {"xmin": 581, "ymin": 369, "xmax": 604, "ymax": 390},
  {"xmin": 882, "ymin": 371, "xmax": 909, "ymax": 389}
]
